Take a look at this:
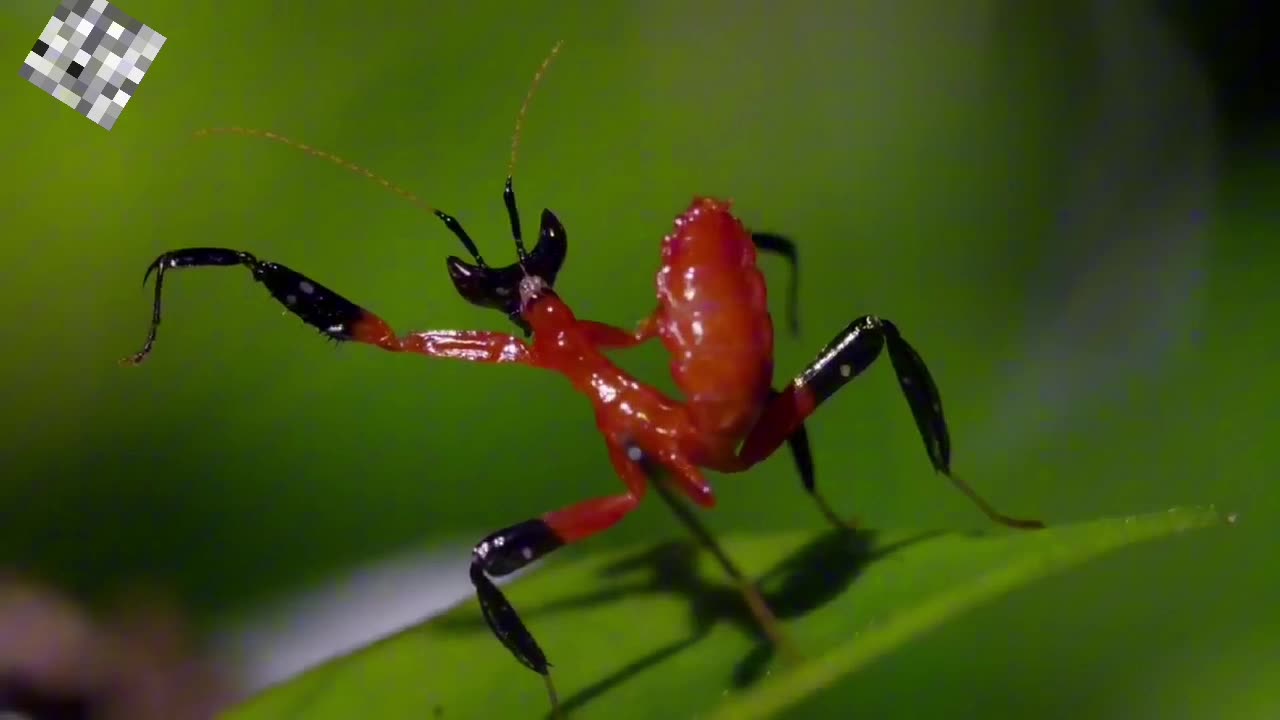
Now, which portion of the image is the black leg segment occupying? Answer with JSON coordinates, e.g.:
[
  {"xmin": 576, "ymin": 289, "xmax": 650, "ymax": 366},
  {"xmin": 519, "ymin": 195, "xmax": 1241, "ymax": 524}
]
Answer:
[
  {"xmin": 469, "ymin": 518, "xmax": 565, "ymax": 675},
  {"xmin": 121, "ymin": 247, "xmax": 372, "ymax": 365},
  {"xmin": 469, "ymin": 517, "xmax": 568, "ymax": 716},
  {"xmin": 751, "ymin": 232, "xmax": 800, "ymax": 336},
  {"xmin": 797, "ymin": 315, "xmax": 950, "ymax": 472},
  {"xmin": 797, "ymin": 315, "xmax": 1043, "ymax": 529}
]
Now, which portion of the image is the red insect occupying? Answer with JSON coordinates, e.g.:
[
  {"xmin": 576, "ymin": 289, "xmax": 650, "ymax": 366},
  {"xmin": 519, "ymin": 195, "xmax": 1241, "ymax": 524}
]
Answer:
[{"xmin": 121, "ymin": 44, "xmax": 1041, "ymax": 711}]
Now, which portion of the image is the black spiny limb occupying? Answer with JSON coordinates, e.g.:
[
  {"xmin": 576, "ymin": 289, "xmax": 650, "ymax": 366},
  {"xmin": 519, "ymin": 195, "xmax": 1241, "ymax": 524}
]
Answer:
[
  {"xmin": 120, "ymin": 247, "xmax": 370, "ymax": 366},
  {"xmin": 793, "ymin": 316, "xmax": 947, "ymax": 468},
  {"xmin": 794, "ymin": 315, "xmax": 1043, "ymax": 530},
  {"xmin": 470, "ymin": 519, "xmax": 564, "ymax": 714}
]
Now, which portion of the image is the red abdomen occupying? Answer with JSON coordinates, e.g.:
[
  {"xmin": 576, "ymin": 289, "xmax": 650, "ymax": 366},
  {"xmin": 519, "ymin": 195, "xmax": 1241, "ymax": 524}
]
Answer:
[{"xmin": 653, "ymin": 198, "xmax": 774, "ymax": 445}]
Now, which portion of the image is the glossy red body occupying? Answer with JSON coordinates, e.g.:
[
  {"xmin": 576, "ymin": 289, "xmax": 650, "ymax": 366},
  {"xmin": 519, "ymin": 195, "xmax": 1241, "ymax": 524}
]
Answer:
[
  {"xmin": 651, "ymin": 198, "xmax": 776, "ymax": 453},
  {"xmin": 527, "ymin": 197, "xmax": 782, "ymax": 512},
  {"xmin": 349, "ymin": 196, "xmax": 785, "ymax": 528}
]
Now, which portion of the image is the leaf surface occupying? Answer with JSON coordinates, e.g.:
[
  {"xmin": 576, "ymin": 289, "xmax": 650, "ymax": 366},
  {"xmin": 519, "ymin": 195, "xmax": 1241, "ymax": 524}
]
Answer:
[{"xmin": 222, "ymin": 506, "xmax": 1229, "ymax": 720}]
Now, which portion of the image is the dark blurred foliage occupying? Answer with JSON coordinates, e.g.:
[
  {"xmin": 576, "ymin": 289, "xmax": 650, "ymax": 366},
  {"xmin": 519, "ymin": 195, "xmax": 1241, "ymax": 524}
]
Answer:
[{"xmin": 1160, "ymin": 0, "xmax": 1279, "ymax": 146}]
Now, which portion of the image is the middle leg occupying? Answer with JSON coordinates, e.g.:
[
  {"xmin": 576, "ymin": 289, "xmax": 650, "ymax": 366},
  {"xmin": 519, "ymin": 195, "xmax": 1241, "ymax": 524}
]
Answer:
[{"xmin": 468, "ymin": 442, "xmax": 649, "ymax": 713}]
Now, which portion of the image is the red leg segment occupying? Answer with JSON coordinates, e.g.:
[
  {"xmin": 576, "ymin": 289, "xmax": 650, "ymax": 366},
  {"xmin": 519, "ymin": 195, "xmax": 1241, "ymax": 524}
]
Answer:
[
  {"xmin": 346, "ymin": 312, "xmax": 532, "ymax": 364},
  {"xmin": 738, "ymin": 385, "xmax": 816, "ymax": 468},
  {"xmin": 660, "ymin": 453, "xmax": 717, "ymax": 509},
  {"xmin": 577, "ymin": 313, "xmax": 661, "ymax": 351},
  {"xmin": 541, "ymin": 441, "xmax": 649, "ymax": 542}
]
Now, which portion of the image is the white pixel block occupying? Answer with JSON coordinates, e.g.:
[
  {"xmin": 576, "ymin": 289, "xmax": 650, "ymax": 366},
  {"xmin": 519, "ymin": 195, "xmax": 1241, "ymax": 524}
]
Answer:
[{"xmin": 19, "ymin": 0, "xmax": 167, "ymax": 130}]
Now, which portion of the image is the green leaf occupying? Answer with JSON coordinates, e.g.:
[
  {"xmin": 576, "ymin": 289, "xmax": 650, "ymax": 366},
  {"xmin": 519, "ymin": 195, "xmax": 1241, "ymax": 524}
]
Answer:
[{"xmin": 222, "ymin": 507, "xmax": 1229, "ymax": 720}]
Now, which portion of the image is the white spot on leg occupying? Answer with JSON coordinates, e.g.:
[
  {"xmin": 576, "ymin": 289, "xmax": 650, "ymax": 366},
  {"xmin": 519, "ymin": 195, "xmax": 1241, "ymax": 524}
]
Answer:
[
  {"xmin": 521, "ymin": 546, "xmax": 534, "ymax": 560},
  {"xmin": 839, "ymin": 364, "xmax": 852, "ymax": 378},
  {"xmin": 626, "ymin": 445, "xmax": 643, "ymax": 462},
  {"xmin": 285, "ymin": 294, "xmax": 297, "ymax": 305},
  {"xmin": 299, "ymin": 280, "xmax": 315, "ymax": 295}
]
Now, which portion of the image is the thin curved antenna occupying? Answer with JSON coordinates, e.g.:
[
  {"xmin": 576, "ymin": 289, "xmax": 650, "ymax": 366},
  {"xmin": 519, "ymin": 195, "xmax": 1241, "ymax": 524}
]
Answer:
[
  {"xmin": 505, "ymin": 40, "xmax": 564, "ymax": 264},
  {"xmin": 194, "ymin": 127, "xmax": 436, "ymax": 215},
  {"xmin": 508, "ymin": 41, "xmax": 564, "ymax": 182},
  {"xmin": 191, "ymin": 126, "xmax": 487, "ymax": 265}
]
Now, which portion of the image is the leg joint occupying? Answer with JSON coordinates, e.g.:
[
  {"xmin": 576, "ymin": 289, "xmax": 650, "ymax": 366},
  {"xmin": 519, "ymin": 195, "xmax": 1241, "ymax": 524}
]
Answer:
[{"xmin": 473, "ymin": 518, "xmax": 565, "ymax": 577}]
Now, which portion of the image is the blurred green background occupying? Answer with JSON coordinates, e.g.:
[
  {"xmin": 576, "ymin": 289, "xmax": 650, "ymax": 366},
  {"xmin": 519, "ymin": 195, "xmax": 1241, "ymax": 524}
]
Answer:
[{"xmin": 2, "ymin": 0, "xmax": 1276, "ymax": 717}]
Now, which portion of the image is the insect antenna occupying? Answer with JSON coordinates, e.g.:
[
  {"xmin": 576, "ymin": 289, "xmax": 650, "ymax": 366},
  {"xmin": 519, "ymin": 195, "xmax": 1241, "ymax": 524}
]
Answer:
[
  {"xmin": 504, "ymin": 40, "xmax": 563, "ymax": 266},
  {"xmin": 190, "ymin": 126, "xmax": 489, "ymax": 267},
  {"xmin": 193, "ymin": 127, "xmax": 437, "ymax": 215}
]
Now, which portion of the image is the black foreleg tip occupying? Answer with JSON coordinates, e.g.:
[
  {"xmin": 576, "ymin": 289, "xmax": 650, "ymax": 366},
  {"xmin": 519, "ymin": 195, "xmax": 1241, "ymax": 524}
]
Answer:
[{"xmin": 141, "ymin": 254, "xmax": 170, "ymax": 287}]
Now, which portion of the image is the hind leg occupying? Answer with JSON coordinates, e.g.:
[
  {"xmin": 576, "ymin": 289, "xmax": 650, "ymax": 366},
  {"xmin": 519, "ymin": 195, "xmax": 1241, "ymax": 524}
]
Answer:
[
  {"xmin": 469, "ymin": 441, "xmax": 652, "ymax": 715},
  {"xmin": 738, "ymin": 316, "xmax": 1043, "ymax": 530}
]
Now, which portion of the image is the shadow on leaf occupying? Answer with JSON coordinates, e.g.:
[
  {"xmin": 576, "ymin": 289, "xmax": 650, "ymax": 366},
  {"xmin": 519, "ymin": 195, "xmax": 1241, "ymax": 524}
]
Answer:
[{"xmin": 436, "ymin": 526, "xmax": 949, "ymax": 717}]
